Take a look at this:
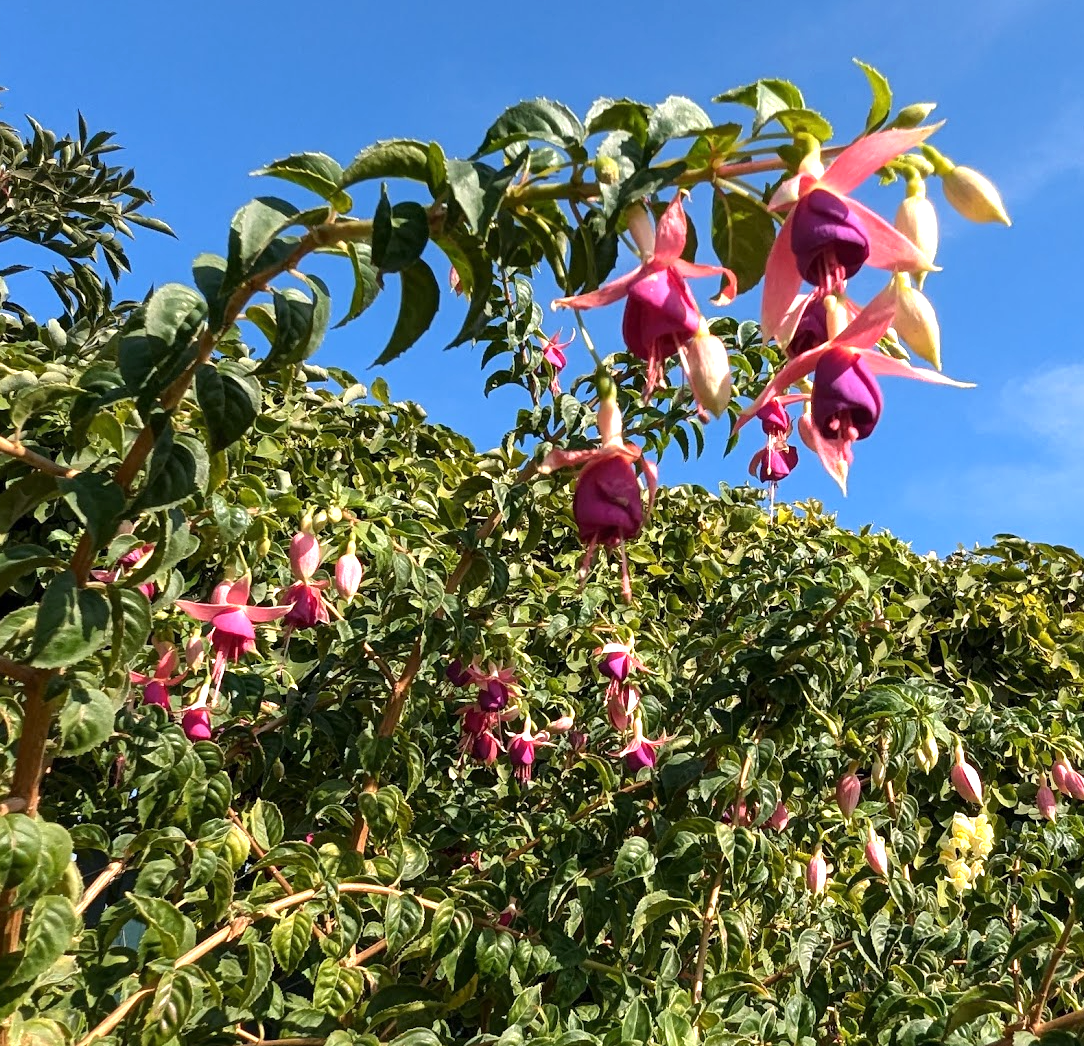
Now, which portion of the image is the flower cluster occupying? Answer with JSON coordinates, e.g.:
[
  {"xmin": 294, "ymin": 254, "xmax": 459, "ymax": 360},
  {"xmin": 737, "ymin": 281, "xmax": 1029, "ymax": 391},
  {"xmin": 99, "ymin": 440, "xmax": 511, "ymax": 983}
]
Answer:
[{"xmin": 939, "ymin": 812, "xmax": 995, "ymax": 892}]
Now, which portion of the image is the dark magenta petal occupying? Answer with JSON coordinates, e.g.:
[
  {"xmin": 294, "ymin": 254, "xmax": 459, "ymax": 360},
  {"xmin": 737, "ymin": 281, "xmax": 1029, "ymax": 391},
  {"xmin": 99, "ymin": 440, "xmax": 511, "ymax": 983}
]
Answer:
[
  {"xmin": 757, "ymin": 399, "xmax": 791, "ymax": 434},
  {"xmin": 182, "ymin": 707, "xmax": 212, "ymax": 741},
  {"xmin": 812, "ymin": 348, "xmax": 883, "ymax": 440},
  {"xmin": 787, "ymin": 298, "xmax": 829, "ymax": 359},
  {"xmin": 477, "ymin": 680, "xmax": 509, "ymax": 712},
  {"xmin": 508, "ymin": 736, "xmax": 535, "ymax": 768},
  {"xmin": 472, "ymin": 731, "xmax": 499, "ymax": 764},
  {"xmin": 624, "ymin": 742, "xmax": 656, "ymax": 772},
  {"xmin": 283, "ymin": 583, "xmax": 329, "ymax": 630},
  {"xmin": 790, "ymin": 190, "xmax": 870, "ymax": 284},
  {"xmin": 573, "ymin": 456, "xmax": 643, "ymax": 547},
  {"xmin": 461, "ymin": 706, "xmax": 488, "ymax": 735},
  {"xmin": 621, "ymin": 269, "xmax": 700, "ymax": 362},
  {"xmin": 599, "ymin": 651, "xmax": 631, "ymax": 682},
  {"xmin": 758, "ymin": 445, "xmax": 799, "ymax": 482},
  {"xmin": 446, "ymin": 658, "xmax": 472, "ymax": 687},
  {"xmin": 143, "ymin": 681, "xmax": 171, "ymax": 710}
]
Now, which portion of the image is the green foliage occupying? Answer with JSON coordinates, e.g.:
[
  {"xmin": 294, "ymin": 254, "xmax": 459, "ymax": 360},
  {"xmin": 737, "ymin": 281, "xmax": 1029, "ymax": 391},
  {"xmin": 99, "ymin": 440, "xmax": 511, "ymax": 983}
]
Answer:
[{"xmin": 0, "ymin": 70, "xmax": 1062, "ymax": 1046}]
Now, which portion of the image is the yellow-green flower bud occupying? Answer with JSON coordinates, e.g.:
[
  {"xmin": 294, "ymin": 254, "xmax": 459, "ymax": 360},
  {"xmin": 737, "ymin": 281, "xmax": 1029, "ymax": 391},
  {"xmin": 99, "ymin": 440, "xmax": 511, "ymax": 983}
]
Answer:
[
  {"xmin": 890, "ymin": 273, "xmax": 941, "ymax": 371},
  {"xmin": 942, "ymin": 165, "xmax": 1011, "ymax": 226},
  {"xmin": 594, "ymin": 154, "xmax": 621, "ymax": 185}
]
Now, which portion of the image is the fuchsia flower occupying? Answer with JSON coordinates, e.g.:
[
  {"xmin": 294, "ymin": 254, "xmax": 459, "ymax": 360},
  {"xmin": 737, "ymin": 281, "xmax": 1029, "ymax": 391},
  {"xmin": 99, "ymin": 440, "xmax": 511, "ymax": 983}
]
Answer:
[
  {"xmin": 613, "ymin": 714, "xmax": 670, "ymax": 772},
  {"xmin": 748, "ymin": 394, "xmax": 805, "ymax": 485},
  {"xmin": 471, "ymin": 730, "xmax": 501, "ymax": 766},
  {"xmin": 766, "ymin": 800, "xmax": 790, "ymax": 832},
  {"xmin": 281, "ymin": 579, "xmax": 331, "ymax": 638},
  {"xmin": 760, "ymin": 126, "xmax": 939, "ymax": 342},
  {"xmin": 290, "ymin": 531, "xmax": 322, "ymax": 581},
  {"xmin": 130, "ymin": 641, "xmax": 187, "ymax": 711},
  {"xmin": 806, "ymin": 845, "xmax": 827, "ymax": 895},
  {"xmin": 539, "ymin": 396, "xmax": 657, "ymax": 601},
  {"xmin": 553, "ymin": 196, "xmax": 736, "ymax": 401},
  {"xmin": 836, "ymin": 769, "xmax": 862, "ymax": 818},
  {"xmin": 1051, "ymin": 756, "xmax": 1084, "ymax": 800},
  {"xmin": 740, "ymin": 290, "xmax": 971, "ymax": 492},
  {"xmin": 445, "ymin": 658, "xmax": 473, "ymax": 688},
  {"xmin": 507, "ymin": 715, "xmax": 552, "ymax": 783},
  {"xmin": 175, "ymin": 576, "xmax": 292, "ymax": 695},
  {"xmin": 1037, "ymin": 774, "xmax": 1057, "ymax": 822},
  {"xmin": 466, "ymin": 664, "xmax": 519, "ymax": 713},
  {"xmin": 951, "ymin": 744, "xmax": 983, "ymax": 806},
  {"xmin": 182, "ymin": 706, "xmax": 212, "ymax": 741},
  {"xmin": 540, "ymin": 329, "xmax": 575, "ymax": 395},
  {"xmin": 92, "ymin": 541, "xmax": 157, "ymax": 600},
  {"xmin": 334, "ymin": 541, "xmax": 364, "ymax": 599},
  {"xmin": 596, "ymin": 641, "xmax": 645, "ymax": 683},
  {"xmin": 865, "ymin": 826, "xmax": 889, "ymax": 877}
]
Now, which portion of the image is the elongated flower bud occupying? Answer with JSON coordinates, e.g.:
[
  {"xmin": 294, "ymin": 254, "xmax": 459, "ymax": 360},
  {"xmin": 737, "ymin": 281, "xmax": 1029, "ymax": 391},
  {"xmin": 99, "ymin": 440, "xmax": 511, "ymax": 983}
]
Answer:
[
  {"xmin": 942, "ymin": 165, "xmax": 1011, "ymax": 226},
  {"xmin": 895, "ymin": 190, "xmax": 939, "ymax": 270},
  {"xmin": 951, "ymin": 744, "xmax": 983, "ymax": 805},
  {"xmin": 290, "ymin": 531, "xmax": 322, "ymax": 581},
  {"xmin": 836, "ymin": 770, "xmax": 862, "ymax": 818},
  {"xmin": 182, "ymin": 706, "xmax": 212, "ymax": 741},
  {"xmin": 1052, "ymin": 756, "xmax": 1084, "ymax": 800},
  {"xmin": 806, "ymin": 845, "xmax": 827, "ymax": 895},
  {"xmin": 334, "ymin": 541, "xmax": 364, "ymax": 599},
  {"xmin": 891, "ymin": 273, "xmax": 941, "ymax": 370},
  {"xmin": 1037, "ymin": 774, "xmax": 1057, "ymax": 822},
  {"xmin": 682, "ymin": 323, "xmax": 732, "ymax": 419},
  {"xmin": 915, "ymin": 732, "xmax": 939, "ymax": 772},
  {"xmin": 766, "ymin": 800, "xmax": 790, "ymax": 832},
  {"xmin": 865, "ymin": 826, "xmax": 888, "ymax": 877},
  {"xmin": 872, "ymin": 754, "xmax": 887, "ymax": 790},
  {"xmin": 547, "ymin": 715, "xmax": 575, "ymax": 733},
  {"xmin": 185, "ymin": 631, "xmax": 205, "ymax": 672}
]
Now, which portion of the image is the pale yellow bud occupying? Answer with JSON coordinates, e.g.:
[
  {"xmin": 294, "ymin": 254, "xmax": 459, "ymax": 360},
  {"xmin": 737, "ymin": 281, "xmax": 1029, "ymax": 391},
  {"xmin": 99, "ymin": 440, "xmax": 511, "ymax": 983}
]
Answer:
[
  {"xmin": 597, "ymin": 395, "xmax": 624, "ymax": 447},
  {"xmin": 327, "ymin": 506, "xmax": 343, "ymax": 524},
  {"xmin": 683, "ymin": 323, "xmax": 732, "ymax": 419},
  {"xmin": 895, "ymin": 191, "xmax": 939, "ymax": 270},
  {"xmin": 942, "ymin": 165, "xmax": 1011, "ymax": 226},
  {"xmin": 891, "ymin": 273, "xmax": 941, "ymax": 371}
]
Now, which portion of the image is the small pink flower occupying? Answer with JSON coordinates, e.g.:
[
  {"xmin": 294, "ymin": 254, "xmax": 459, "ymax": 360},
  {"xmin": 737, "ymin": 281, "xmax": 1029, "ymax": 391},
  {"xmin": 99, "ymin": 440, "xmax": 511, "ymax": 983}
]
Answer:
[
  {"xmin": 1052, "ymin": 756, "xmax": 1084, "ymax": 800},
  {"xmin": 471, "ymin": 730, "xmax": 502, "ymax": 766},
  {"xmin": 290, "ymin": 532, "xmax": 322, "ymax": 582},
  {"xmin": 175, "ymin": 576, "xmax": 292, "ymax": 696},
  {"xmin": 865, "ymin": 826, "xmax": 888, "ymax": 877},
  {"xmin": 184, "ymin": 631, "xmax": 205, "ymax": 672},
  {"xmin": 507, "ymin": 716, "xmax": 552, "ymax": 783},
  {"xmin": 836, "ymin": 771, "xmax": 862, "ymax": 818},
  {"xmin": 92, "ymin": 541, "xmax": 157, "ymax": 600},
  {"xmin": 806, "ymin": 845, "xmax": 827, "ymax": 895},
  {"xmin": 334, "ymin": 541, "xmax": 364, "ymax": 599},
  {"xmin": 130, "ymin": 642, "xmax": 187, "ymax": 710},
  {"xmin": 612, "ymin": 715, "xmax": 670, "ymax": 772},
  {"xmin": 951, "ymin": 744, "xmax": 983, "ymax": 806},
  {"xmin": 540, "ymin": 329, "xmax": 575, "ymax": 396},
  {"xmin": 1037, "ymin": 775, "xmax": 1057, "ymax": 822},
  {"xmin": 182, "ymin": 706, "xmax": 212, "ymax": 741},
  {"xmin": 281, "ymin": 579, "xmax": 332, "ymax": 638},
  {"xmin": 553, "ymin": 196, "xmax": 736, "ymax": 399}
]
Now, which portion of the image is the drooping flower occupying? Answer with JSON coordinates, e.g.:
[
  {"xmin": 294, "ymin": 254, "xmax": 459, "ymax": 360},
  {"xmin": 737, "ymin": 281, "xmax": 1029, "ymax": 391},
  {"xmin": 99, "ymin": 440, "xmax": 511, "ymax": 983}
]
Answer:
[
  {"xmin": 553, "ymin": 196, "xmax": 736, "ymax": 399},
  {"xmin": 130, "ymin": 641, "xmax": 188, "ymax": 711},
  {"xmin": 471, "ymin": 730, "xmax": 502, "ymax": 766},
  {"xmin": 1051, "ymin": 756, "xmax": 1084, "ymax": 800},
  {"xmin": 540, "ymin": 329, "xmax": 575, "ymax": 395},
  {"xmin": 175, "ymin": 576, "xmax": 292, "ymax": 695},
  {"xmin": 507, "ymin": 715, "xmax": 552, "ymax": 783},
  {"xmin": 281, "ymin": 579, "xmax": 332, "ymax": 641},
  {"xmin": 950, "ymin": 744, "xmax": 983, "ymax": 806},
  {"xmin": 740, "ymin": 289, "xmax": 972, "ymax": 492},
  {"xmin": 612, "ymin": 713, "xmax": 670, "ymax": 772},
  {"xmin": 540, "ymin": 395, "xmax": 657, "ymax": 601},
  {"xmin": 182, "ymin": 706, "xmax": 212, "ymax": 741},
  {"xmin": 596, "ymin": 640, "xmax": 644, "ymax": 683},
  {"xmin": 92, "ymin": 540, "xmax": 157, "ymax": 601},
  {"xmin": 334, "ymin": 541, "xmax": 364, "ymax": 599},
  {"xmin": 466, "ymin": 664, "xmax": 520, "ymax": 713},
  {"xmin": 766, "ymin": 800, "xmax": 790, "ymax": 832},
  {"xmin": 749, "ymin": 394, "xmax": 805, "ymax": 486},
  {"xmin": 761, "ymin": 126, "xmax": 940, "ymax": 342}
]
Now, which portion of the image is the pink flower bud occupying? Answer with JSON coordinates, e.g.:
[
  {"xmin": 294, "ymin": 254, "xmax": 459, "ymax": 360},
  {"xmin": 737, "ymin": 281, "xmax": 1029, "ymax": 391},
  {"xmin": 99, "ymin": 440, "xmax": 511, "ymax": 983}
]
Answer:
[
  {"xmin": 568, "ymin": 729, "xmax": 588, "ymax": 753},
  {"xmin": 1052, "ymin": 757, "xmax": 1084, "ymax": 800},
  {"xmin": 1037, "ymin": 775, "xmax": 1057, "ymax": 822},
  {"xmin": 865, "ymin": 827, "xmax": 888, "ymax": 877},
  {"xmin": 681, "ymin": 325, "xmax": 732, "ymax": 419},
  {"xmin": 806, "ymin": 846, "xmax": 827, "ymax": 895},
  {"xmin": 951, "ymin": 745, "xmax": 983, "ymax": 805},
  {"xmin": 607, "ymin": 684, "xmax": 640, "ymax": 731},
  {"xmin": 185, "ymin": 632, "xmax": 205, "ymax": 672},
  {"xmin": 289, "ymin": 532, "xmax": 322, "ymax": 581},
  {"xmin": 334, "ymin": 545, "xmax": 364, "ymax": 599},
  {"xmin": 766, "ymin": 800, "xmax": 790, "ymax": 832},
  {"xmin": 836, "ymin": 771, "xmax": 862, "ymax": 818},
  {"xmin": 730, "ymin": 797, "xmax": 753, "ymax": 827},
  {"xmin": 182, "ymin": 707, "xmax": 212, "ymax": 741},
  {"xmin": 547, "ymin": 715, "xmax": 575, "ymax": 733}
]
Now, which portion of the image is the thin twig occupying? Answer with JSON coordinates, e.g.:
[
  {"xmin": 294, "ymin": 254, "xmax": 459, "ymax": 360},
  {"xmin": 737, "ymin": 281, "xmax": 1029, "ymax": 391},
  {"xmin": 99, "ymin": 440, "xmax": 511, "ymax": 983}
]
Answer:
[
  {"xmin": 75, "ymin": 860, "xmax": 126, "ymax": 916},
  {"xmin": 1028, "ymin": 906, "xmax": 1077, "ymax": 1027},
  {"xmin": 0, "ymin": 434, "xmax": 79, "ymax": 478}
]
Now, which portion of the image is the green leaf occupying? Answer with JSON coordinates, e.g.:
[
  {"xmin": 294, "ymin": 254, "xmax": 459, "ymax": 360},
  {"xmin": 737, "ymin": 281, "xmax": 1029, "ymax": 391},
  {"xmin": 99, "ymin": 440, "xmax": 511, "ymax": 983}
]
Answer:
[
  {"xmin": 711, "ymin": 192, "xmax": 776, "ymax": 295},
  {"xmin": 0, "ymin": 546, "xmax": 58, "ymax": 597},
  {"xmin": 342, "ymin": 139, "xmax": 431, "ymax": 187},
  {"xmin": 854, "ymin": 59, "xmax": 893, "ymax": 133},
  {"xmin": 195, "ymin": 362, "xmax": 261, "ymax": 452},
  {"xmin": 225, "ymin": 196, "xmax": 300, "ymax": 290},
  {"xmin": 248, "ymin": 799, "xmax": 284, "ymax": 850},
  {"xmin": 621, "ymin": 998, "xmax": 651, "ymax": 1044},
  {"xmin": 714, "ymin": 78, "xmax": 804, "ymax": 132},
  {"xmin": 585, "ymin": 97, "xmax": 651, "ymax": 143},
  {"xmin": 372, "ymin": 259, "xmax": 439, "ymax": 366},
  {"xmin": 30, "ymin": 570, "xmax": 110, "ymax": 668},
  {"xmin": 313, "ymin": 959, "xmax": 364, "ymax": 1017},
  {"xmin": 235, "ymin": 940, "xmax": 273, "ymax": 1008},
  {"xmin": 13, "ymin": 896, "xmax": 77, "ymax": 985},
  {"xmin": 429, "ymin": 897, "xmax": 456, "ymax": 951},
  {"xmin": 645, "ymin": 96, "xmax": 713, "ymax": 159},
  {"xmin": 254, "ymin": 151, "xmax": 352, "ymax": 211},
  {"xmin": 255, "ymin": 273, "xmax": 331, "ymax": 373},
  {"xmin": 271, "ymin": 909, "xmax": 313, "ymax": 973},
  {"xmin": 371, "ymin": 186, "xmax": 430, "ymax": 273},
  {"xmin": 474, "ymin": 98, "xmax": 586, "ymax": 158},
  {"xmin": 130, "ymin": 896, "xmax": 194, "ymax": 961},
  {"xmin": 384, "ymin": 893, "xmax": 425, "ymax": 956},
  {"xmin": 144, "ymin": 283, "xmax": 207, "ymax": 348},
  {"xmin": 613, "ymin": 837, "xmax": 655, "ymax": 884},
  {"xmin": 59, "ymin": 472, "xmax": 126, "ymax": 549},
  {"xmin": 476, "ymin": 928, "xmax": 515, "ymax": 979},
  {"xmin": 142, "ymin": 969, "xmax": 195, "ymax": 1046},
  {"xmin": 335, "ymin": 242, "xmax": 380, "ymax": 328},
  {"xmin": 445, "ymin": 153, "xmax": 528, "ymax": 235},
  {"xmin": 132, "ymin": 424, "xmax": 209, "ymax": 513},
  {"xmin": 107, "ymin": 586, "xmax": 152, "ymax": 675},
  {"xmin": 435, "ymin": 228, "xmax": 493, "ymax": 348},
  {"xmin": 631, "ymin": 891, "xmax": 697, "ymax": 940},
  {"xmin": 0, "ymin": 814, "xmax": 41, "ymax": 891},
  {"xmin": 58, "ymin": 684, "xmax": 115, "ymax": 755}
]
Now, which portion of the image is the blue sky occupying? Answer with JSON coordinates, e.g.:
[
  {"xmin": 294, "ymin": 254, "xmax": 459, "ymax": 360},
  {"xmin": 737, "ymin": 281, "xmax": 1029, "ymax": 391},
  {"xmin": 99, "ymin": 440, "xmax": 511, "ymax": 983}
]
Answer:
[{"xmin": 2, "ymin": 0, "xmax": 1079, "ymax": 554}]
